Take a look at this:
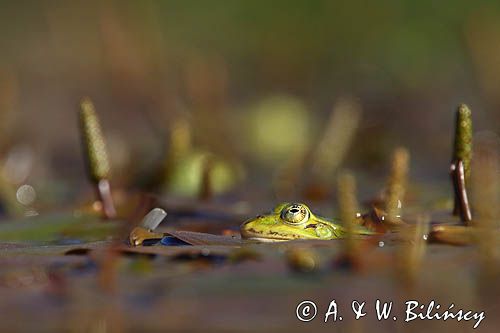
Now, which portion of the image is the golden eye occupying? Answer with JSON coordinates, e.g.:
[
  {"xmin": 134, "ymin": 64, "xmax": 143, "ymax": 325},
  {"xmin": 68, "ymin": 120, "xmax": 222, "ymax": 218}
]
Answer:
[{"xmin": 281, "ymin": 204, "xmax": 309, "ymax": 224}]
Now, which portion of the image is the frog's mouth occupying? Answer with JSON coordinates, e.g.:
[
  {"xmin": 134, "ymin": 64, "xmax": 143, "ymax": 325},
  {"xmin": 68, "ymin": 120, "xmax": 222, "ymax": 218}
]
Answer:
[
  {"xmin": 242, "ymin": 235, "xmax": 288, "ymax": 243},
  {"xmin": 240, "ymin": 224, "xmax": 296, "ymax": 242}
]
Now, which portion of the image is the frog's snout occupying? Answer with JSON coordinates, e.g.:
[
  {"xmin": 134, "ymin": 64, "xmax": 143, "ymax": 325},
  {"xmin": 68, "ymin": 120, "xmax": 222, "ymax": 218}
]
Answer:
[
  {"xmin": 240, "ymin": 219, "xmax": 253, "ymax": 239},
  {"xmin": 240, "ymin": 215, "xmax": 264, "ymax": 238}
]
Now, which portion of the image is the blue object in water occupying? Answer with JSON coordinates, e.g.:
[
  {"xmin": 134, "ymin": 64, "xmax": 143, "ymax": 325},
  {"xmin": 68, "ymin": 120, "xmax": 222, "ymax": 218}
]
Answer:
[
  {"xmin": 56, "ymin": 238, "xmax": 84, "ymax": 246},
  {"xmin": 160, "ymin": 236, "xmax": 190, "ymax": 246}
]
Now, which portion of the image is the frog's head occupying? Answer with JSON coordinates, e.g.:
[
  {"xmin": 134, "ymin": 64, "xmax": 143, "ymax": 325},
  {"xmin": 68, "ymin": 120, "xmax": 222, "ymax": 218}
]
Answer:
[{"xmin": 241, "ymin": 203, "xmax": 344, "ymax": 241}]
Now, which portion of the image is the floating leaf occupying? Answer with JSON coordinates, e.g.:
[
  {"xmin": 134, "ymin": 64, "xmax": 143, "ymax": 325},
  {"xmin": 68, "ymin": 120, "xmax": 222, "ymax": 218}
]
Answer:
[{"xmin": 165, "ymin": 230, "xmax": 244, "ymax": 246}]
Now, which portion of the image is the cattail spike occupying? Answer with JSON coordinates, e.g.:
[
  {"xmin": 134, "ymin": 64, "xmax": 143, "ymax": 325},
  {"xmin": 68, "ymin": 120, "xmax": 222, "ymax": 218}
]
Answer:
[
  {"xmin": 312, "ymin": 97, "xmax": 361, "ymax": 178},
  {"xmin": 171, "ymin": 117, "xmax": 192, "ymax": 157},
  {"xmin": 79, "ymin": 98, "xmax": 111, "ymax": 183},
  {"xmin": 79, "ymin": 98, "xmax": 115, "ymax": 219},
  {"xmin": 338, "ymin": 171, "xmax": 359, "ymax": 230},
  {"xmin": 199, "ymin": 154, "xmax": 214, "ymax": 201},
  {"xmin": 336, "ymin": 171, "xmax": 360, "ymax": 268},
  {"xmin": 162, "ymin": 117, "xmax": 192, "ymax": 188},
  {"xmin": 451, "ymin": 104, "xmax": 473, "ymax": 219},
  {"xmin": 397, "ymin": 214, "xmax": 429, "ymax": 288},
  {"xmin": 385, "ymin": 147, "xmax": 410, "ymax": 221},
  {"xmin": 453, "ymin": 104, "xmax": 473, "ymax": 181}
]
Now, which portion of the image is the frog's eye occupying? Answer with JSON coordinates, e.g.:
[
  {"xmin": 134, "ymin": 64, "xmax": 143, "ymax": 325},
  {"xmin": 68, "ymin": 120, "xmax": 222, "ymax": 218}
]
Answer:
[{"xmin": 281, "ymin": 204, "xmax": 309, "ymax": 224}]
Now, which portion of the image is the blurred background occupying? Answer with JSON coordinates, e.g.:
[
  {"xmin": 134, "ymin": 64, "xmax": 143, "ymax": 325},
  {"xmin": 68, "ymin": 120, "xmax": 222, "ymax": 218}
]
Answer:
[
  {"xmin": 0, "ymin": 0, "xmax": 499, "ymax": 215},
  {"xmin": 0, "ymin": 4, "xmax": 498, "ymax": 332}
]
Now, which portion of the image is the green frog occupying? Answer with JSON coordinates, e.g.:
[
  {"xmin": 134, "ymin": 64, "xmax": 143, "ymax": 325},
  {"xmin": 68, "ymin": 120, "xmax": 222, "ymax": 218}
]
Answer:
[{"xmin": 240, "ymin": 202, "xmax": 373, "ymax": 242}]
